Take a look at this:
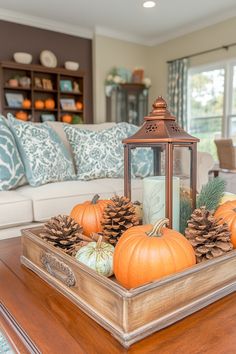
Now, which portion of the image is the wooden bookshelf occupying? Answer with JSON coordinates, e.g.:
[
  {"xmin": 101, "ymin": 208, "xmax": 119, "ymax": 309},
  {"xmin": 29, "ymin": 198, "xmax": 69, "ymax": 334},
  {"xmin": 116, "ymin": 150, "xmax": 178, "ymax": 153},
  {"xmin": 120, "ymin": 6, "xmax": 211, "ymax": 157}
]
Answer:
[{"xmin": 0, "ymin": 61, "xmax": 86, "ymax": 123}]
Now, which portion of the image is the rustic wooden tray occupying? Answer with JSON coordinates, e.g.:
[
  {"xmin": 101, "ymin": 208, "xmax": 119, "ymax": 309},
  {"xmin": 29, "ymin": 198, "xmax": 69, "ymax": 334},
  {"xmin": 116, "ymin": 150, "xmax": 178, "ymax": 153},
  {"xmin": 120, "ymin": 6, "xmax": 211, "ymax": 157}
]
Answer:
[{"xmin": 21, "ymin": 227, "xmax": 236, "ymax": 348}]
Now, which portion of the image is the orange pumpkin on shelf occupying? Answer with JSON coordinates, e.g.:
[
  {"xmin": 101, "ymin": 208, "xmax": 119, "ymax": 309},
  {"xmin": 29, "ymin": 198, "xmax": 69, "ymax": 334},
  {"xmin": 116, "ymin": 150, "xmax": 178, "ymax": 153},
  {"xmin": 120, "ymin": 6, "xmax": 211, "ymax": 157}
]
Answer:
[
  {"xmin": 34, "ymin": 100, "xmax": 44, "ymax": 109},
  {"xmin": 76, "ymin": 101, "xmax": 83, "ymax": 111},
  {"xmin": 61, "ymin": 114, "xmax": 72, "ymax": 124},
  {"xmin": 15, "ymin": 111, "xmax": 28, "ymax": 121},
  {"xmin": 113, "ymin": 218, "xmax": 196, "ymax": 289},
  {"xmin": 70, "ymin": 194, "xmax": 111, "ymax": 236},
  {"xmin": 22, "ymin": 98, "xmax": 31, "ymax": 109},
  {"xmin": 215, "ymin": 200, "xmax": 236, "ymax": 247},
  {"xmin": 45, "ymin": 98, "xmax": 55, "ymax": 110}
]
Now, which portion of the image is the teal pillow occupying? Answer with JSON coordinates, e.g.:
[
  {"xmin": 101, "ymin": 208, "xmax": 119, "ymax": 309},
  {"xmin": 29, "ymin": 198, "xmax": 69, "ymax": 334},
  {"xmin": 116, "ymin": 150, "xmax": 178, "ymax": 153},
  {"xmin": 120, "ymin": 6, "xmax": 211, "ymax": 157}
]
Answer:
[
  {"xmin": 0, "ymin": 116, "xmax": 24, "ymax": 190},
  {"xmin": 64, "ymin": 123, "xmax": 129, "ymax": 180},
  {"xmin": 125, "ymin": 123, "xmax": 154, "ymax": 178},
  {"xmin": 8, "ymin": 115, "xmax": 75, "ymax": 187}
]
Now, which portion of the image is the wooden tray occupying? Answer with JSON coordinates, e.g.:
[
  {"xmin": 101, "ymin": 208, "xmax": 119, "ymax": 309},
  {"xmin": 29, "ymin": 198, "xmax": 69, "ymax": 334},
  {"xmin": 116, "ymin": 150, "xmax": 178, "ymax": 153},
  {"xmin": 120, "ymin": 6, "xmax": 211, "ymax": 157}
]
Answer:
[{"xmin": 21, "ymin": 227, "xmax": 236, "ymax": 348}]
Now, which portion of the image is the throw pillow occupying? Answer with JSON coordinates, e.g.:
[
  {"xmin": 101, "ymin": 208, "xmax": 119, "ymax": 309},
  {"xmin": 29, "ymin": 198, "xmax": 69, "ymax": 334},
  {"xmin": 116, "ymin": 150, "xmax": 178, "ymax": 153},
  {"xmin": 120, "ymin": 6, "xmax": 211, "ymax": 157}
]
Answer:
[
  {"xmin": 125, "ymin": 123, "xmax": 154, "ymax": 178},
  {"xmin": 0, "ymin": 116, "xmax": 25, "ymax": 190},
  {"xmin": 64, "ymin": 123, "xmax": 129, "ymax": 180},
  {"xmin": 8, "ymin": 115, "xmax": 75, "ymax": 187}
]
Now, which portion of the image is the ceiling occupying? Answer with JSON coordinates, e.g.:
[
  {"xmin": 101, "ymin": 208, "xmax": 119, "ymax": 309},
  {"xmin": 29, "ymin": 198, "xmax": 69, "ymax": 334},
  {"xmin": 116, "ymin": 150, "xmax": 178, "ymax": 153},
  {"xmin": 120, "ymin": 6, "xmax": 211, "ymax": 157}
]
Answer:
[{"xmin": 0, "ymin": 0, "xmax": 236, "ymax": 45}]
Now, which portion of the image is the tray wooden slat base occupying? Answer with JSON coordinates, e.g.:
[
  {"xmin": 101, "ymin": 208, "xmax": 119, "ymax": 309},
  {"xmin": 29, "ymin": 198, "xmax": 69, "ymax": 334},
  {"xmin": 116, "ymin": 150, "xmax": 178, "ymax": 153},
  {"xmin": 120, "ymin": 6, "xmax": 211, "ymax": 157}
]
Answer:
[{"xmin": 21, "ymin": 227, "xmax": 236, "ymax": 348}]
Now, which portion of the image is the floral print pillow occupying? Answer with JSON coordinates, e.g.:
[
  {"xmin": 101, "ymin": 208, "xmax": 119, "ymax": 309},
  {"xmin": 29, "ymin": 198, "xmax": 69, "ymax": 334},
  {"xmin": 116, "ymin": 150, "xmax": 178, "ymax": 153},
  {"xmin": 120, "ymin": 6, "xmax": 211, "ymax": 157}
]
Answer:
[
  {"xmin": 64, "ymin": 124, "xmax": 130, "ymax": 180},
  {"xmin": 0, "ymin": 116, "xmax": 24, "ymax": 190},
  {"xmin": 8, "ymin": 115, "xmax": 75, "ymax": 187}
]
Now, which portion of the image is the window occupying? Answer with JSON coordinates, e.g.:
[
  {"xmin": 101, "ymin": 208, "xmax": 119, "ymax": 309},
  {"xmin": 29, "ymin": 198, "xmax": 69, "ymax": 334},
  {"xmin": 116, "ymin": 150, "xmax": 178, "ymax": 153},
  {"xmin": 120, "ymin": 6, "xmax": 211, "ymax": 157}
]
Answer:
[{"xmin": 188, "ymin": 60, "xmax": 236, "ymax": 160}]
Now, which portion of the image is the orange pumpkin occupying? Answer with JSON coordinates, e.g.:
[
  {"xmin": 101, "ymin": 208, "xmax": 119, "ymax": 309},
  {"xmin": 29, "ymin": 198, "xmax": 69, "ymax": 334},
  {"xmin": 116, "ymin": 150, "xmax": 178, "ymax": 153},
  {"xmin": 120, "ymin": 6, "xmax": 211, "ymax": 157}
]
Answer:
[
  {"xmin": 70, "ymin": 194, "xmax": 111, "ymax": 236},
  {"xmin": 61, "ymin": 114, "xmax": 72, "ymax": 124},
  {"xmin": 215, "ymin": 200, "xmax": 236, "ymax": 247},
  {"xmin": 22, "ymin": 98, "xmax": 31, "ymax": 109},
  {"xmin": 15, "ymin": 111, "xmax": 28, "ymax": 121},
  {"xmin": 45, "ymin": 98, "xmax": 55, "ymax": 110},
  {"xmin": 114, "ymin": 218, "xmax": 196, "ymax": 289},
  {"xmin": 34, "ymin": 100, "xmax": 44, "ymax": 109},
  {"xmin": 76, "ymin": 101, "xmax": 83, "ymax": 111}
]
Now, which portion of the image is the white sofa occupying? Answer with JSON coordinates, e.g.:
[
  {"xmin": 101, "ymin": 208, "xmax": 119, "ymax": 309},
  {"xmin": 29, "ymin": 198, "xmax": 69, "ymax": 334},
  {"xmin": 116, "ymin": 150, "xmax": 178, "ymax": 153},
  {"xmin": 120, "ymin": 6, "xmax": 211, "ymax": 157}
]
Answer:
[{"xmin": 0, "ymin": 122, "xmax": 215, "ymax": 240}]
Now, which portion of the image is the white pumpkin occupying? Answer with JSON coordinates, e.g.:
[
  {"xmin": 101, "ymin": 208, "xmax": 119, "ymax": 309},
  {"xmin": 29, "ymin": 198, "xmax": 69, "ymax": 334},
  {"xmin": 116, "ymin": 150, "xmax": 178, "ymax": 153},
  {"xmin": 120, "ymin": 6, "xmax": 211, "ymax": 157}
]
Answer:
[{"xmin": 75, "ymin": 237, "xmax": 114, "ymax": 277}]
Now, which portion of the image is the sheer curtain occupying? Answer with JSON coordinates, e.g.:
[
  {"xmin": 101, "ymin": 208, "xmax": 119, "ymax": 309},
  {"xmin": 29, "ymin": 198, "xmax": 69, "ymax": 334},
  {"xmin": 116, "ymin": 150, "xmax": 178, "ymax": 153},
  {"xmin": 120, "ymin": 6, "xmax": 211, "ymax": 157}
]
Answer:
[{"xmin": 168, "ymin": 58, "xmax": 189, "ymax": 129}]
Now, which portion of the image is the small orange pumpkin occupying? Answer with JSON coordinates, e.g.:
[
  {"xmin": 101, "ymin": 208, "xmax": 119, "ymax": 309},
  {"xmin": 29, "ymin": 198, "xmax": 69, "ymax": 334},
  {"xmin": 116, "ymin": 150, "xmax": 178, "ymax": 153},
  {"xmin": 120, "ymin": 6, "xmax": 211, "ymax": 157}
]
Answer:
[
  {"xmin": 45, "ymin": 98, "xmax": 55, "ymax": 110},
  {"xmin": 70, "ymin": 194, "xmax": 111, "ymax": 236},
  {"xmin": 215, "ymin": 200, "xmax": 236, "ymax": 247},
  {"xmin": 76, "ymin": 101, "xmax": 83, "ymax": 111},
  {"xmin": 15, "ymin": 111, "xmax": 28, "ymax": 121},
  {"xmin": 22, "ymin": 98, "xmax": 31, "ymax": 109},
  {"xmin": 61, "ymin": 114, "xmax": 72, "ymax": 124},
  {"xmin": 114, "ymin": 218, "xmax": 196, "ymax": 289},
  {"xmin": 34, "ymin": 100, "xmax": 44, "ymax": 109}
]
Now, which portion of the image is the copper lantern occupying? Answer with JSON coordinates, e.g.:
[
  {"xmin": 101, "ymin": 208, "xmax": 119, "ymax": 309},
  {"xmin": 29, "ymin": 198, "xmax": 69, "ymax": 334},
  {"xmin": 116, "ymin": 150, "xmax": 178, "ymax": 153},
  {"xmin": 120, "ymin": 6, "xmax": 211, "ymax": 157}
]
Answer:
[{"xmin": 123, "ymin": 96, "xmax": 199, "ymax": 230}]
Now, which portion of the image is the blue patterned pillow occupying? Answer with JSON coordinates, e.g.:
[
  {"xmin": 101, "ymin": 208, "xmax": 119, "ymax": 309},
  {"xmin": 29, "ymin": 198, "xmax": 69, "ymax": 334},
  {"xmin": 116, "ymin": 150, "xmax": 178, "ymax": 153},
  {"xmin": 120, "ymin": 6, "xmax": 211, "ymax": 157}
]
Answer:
[
  {"xmin": 64, "ymin": 123, "xmax": 130, "ymax": 180},
  {"xmin": 0, "ymin": 116, "xmax": 24, "ymax": 190},
  {"xmin": 8, "ymin": 115, "xmax": 75, "ymax": 187},
  {"xmin": 125, "ymin": 123, "xmax": 153, "ymax": 178}
]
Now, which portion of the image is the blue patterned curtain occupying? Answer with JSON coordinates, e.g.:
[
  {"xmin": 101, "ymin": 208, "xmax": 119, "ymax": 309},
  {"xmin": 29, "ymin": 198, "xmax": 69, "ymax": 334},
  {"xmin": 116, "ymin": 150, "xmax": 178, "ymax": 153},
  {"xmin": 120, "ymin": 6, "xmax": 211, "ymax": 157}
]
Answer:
[{"xmin": 168, "ymin": 58, "xmax": 189, "ymax": 129}]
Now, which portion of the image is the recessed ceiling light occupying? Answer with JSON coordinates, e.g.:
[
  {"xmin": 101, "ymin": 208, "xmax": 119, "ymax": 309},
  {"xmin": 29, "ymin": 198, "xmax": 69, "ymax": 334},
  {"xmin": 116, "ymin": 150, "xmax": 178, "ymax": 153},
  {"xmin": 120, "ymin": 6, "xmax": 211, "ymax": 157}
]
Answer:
[{"xmin": 143, "ymin": 1, "xmax": 156, "ymax": 8}]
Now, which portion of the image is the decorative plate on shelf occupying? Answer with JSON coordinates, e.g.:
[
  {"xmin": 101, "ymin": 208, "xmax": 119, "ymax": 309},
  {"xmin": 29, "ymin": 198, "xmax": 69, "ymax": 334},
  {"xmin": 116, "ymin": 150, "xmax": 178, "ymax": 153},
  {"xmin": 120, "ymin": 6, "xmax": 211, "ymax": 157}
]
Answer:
[{"xmin": 40, "ymin": 50, "xmax": 57, "ymax": 68}]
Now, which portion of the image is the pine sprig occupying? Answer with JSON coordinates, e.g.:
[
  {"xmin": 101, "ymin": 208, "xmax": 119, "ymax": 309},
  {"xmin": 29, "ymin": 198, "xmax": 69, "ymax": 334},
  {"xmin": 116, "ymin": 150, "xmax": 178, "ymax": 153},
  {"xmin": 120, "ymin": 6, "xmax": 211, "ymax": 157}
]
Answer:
[
  {"xmin": 180, "ymin": 177, "xmax": 226, "ymax": 233},
  {"xmin": 196, "ymin": 177, "xmax": 226, "ymax": 211}
]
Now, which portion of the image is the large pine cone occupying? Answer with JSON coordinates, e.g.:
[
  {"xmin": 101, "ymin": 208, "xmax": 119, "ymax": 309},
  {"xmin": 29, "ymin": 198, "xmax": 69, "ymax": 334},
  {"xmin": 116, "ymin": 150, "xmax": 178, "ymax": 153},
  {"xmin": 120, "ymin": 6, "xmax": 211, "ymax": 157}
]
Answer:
[
  {"xmin": 39, "ymin": 215, "xmax": 92, "ymax": 256},
  {"xmin": 101, "ymin": 195, "xmax": 139, "ymax": 246},
  {"xmin": 185, "ymin": 206, "xmax": 233, "ymax": 263}
]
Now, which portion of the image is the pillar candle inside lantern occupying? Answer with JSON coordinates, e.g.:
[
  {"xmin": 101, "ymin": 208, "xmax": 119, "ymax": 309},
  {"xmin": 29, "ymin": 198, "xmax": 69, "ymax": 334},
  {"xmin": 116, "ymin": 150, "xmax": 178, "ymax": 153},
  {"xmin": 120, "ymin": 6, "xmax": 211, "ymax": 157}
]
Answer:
[{"xmin": 143, "ymin": 176, "xmax": 180, "ymax": 231}]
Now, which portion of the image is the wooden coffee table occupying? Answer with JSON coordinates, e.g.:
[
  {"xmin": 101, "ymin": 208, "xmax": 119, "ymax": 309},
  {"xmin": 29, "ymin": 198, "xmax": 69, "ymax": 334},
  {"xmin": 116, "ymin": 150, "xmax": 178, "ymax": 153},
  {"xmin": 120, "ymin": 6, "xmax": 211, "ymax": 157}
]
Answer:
[{"xmin": 0, "ymin": 237, "xmax": 236, "ymax": 353}]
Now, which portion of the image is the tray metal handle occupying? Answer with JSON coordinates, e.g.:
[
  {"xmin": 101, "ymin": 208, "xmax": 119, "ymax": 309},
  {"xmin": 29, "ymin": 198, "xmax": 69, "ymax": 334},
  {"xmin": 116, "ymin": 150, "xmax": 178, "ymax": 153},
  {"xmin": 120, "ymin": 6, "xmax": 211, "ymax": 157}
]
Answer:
[{"xmin": 41, "ymin": 251, "xmax": 76, "ymax": 287}]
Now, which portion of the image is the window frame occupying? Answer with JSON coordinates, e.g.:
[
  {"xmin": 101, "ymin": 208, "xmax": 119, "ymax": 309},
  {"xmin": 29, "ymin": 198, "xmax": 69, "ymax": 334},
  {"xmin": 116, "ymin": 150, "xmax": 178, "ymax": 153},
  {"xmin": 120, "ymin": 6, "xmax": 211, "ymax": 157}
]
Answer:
[{"xmin": 187, "ymin": 58, "xmax": 236, "ymax": 139}]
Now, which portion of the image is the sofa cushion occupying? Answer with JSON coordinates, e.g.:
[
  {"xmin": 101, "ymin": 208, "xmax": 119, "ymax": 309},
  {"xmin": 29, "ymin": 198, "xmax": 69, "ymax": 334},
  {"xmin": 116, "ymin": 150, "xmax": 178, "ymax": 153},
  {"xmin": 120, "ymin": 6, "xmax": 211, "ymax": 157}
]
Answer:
[
  {"xmin": 0, "ymin": 191, "xmax": 33, "ymax": 228},
  {"xmin": 64, "ymin": 123, "xmax": 130, "ymax": 180},
  {"xmin": 17, "ymin": 179, "xmax": 143, "ymax": 221},
  {"xmin": 0, "ymin": 116, "xmax": 25, "ymax": 190},
  {"xmin": 46, "ymin": 121, "xmax": 116, "ymax": 155},
  {"xmin": 8, "ymin": 115, "xmax": 75, "ymax": 187}
]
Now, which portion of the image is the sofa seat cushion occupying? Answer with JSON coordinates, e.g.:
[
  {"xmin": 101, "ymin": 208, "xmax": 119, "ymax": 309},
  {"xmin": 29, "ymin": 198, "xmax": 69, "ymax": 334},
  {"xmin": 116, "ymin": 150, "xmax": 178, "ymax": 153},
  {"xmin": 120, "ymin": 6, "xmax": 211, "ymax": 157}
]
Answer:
[
  {"xmin": 17, "ymin": 179, "xmax": 143, "ymax": 221},
  {"xmin": 0, "ymin": 191, "xmax": 33, "ymax": 228}
]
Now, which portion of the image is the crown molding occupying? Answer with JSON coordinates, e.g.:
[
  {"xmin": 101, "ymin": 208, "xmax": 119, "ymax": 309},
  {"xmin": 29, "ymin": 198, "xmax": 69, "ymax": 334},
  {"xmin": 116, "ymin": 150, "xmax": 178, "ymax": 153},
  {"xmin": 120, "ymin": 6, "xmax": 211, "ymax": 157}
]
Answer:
[
  {"xmin": 149, "ymin": 10, "xmax": 236, "ymax": 46},
  {"xmin": 0, "ymin": 7, "xmax": 235, "ymax": 48},
  {"xmin": 0, "ymin": 8, "xmax": 93, "ymax": 39},
  {"xmin": 94, "ymin": 26, "xmax": 151, "ymax": 46}
]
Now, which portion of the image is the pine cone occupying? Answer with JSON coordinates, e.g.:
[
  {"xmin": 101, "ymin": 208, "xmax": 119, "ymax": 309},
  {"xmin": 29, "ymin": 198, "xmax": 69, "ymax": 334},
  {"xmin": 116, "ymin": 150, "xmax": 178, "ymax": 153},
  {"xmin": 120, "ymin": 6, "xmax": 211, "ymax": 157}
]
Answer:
[
  {"xmin": 101, "ymin": 195, "xmax": 139, "ymax": 246},
  {"xmin": 39, "ymin": 215, "xmax": 92, "ymax": 256},
  {"xmin": 185, "ymin": 206, "xmax": 233, "ymax": 263}
]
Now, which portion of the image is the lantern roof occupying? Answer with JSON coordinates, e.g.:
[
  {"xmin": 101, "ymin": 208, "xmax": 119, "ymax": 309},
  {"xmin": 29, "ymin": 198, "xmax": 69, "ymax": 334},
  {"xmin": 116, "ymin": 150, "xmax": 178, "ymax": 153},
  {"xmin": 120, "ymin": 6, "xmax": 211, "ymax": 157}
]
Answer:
[{"xmin": 123, "ymin": 96, "xmax": 199, "ymax": 144}]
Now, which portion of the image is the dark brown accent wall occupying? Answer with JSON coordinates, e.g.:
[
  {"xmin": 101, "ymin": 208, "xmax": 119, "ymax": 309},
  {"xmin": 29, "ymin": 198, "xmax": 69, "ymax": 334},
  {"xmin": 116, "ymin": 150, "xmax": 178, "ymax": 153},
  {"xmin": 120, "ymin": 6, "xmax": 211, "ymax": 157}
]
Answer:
[{"xmin": 0, "ymin": 20, "xmax": 93, "ymax": 122}]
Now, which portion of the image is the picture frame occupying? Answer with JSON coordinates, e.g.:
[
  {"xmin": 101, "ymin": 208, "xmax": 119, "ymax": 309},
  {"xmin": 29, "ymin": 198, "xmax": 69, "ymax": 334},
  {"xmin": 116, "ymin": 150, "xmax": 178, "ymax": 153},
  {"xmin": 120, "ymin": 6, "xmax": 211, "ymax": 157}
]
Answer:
[
  {"xmin": 5, "ymin": 93, "xmax": 24, "ymax": 108},
  {"xmin": 41, "ymin": 114, "xmax": 56, "ymax": 122},
  {"xmin": 34, "ymin": 77, "xmax": 42, "ymax": 89},
  {"xmin": 131, "ymin": 69, "xmax": 144, "ymax": 83},
  {"xmin": 60, "ymin": 98, "xmax": 76, "ymax": 111},
  {"xmin": 60, "ymin": 80, "xmax": 73, "ymax": 92},
  {"xmin": 42, "ymin": 78, "xmax": 53, "ymax": 90}
]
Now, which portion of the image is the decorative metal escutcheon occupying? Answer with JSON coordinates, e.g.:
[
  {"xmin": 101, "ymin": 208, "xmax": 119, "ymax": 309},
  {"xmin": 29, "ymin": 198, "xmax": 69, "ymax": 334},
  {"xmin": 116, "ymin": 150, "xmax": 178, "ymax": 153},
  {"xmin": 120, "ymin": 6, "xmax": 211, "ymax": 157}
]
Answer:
[{"xmin": 41, "ymin": 251, "xmax": 76, "ymax": 287}]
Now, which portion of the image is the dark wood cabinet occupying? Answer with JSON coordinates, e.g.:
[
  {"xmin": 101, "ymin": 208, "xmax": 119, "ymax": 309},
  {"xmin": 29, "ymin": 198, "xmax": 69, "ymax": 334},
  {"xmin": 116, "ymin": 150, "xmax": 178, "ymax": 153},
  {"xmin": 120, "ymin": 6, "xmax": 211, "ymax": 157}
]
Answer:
[
  {"xmin": 0, "ymin": 61, "xmax": 87, "ymax": 123},
  {"xmin": 106, "ymin": 83, "xmax": 149, "ymax": 125}
]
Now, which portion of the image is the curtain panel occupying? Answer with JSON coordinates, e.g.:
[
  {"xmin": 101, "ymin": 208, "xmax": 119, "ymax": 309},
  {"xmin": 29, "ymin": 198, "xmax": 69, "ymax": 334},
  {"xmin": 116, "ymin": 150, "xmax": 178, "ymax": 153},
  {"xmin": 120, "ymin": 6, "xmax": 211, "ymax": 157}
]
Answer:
[{"xmin": 168, "ymin": 58, "xmax": 189, "ymax": 129}]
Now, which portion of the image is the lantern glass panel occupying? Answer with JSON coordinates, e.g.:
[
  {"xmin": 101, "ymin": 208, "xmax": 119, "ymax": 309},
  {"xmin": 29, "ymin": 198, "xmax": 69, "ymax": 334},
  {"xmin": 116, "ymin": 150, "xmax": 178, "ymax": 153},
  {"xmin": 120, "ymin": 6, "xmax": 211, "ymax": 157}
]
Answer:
[{"xmin": 173, "ymin": 145, "xmax": 193, "ymax": 233}]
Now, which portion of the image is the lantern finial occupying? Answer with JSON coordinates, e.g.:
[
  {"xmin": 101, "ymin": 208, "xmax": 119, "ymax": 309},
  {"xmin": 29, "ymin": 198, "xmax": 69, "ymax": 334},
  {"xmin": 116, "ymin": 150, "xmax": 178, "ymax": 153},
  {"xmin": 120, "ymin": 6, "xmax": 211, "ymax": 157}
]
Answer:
[{"xmin": 147, "ymin": 96, "xmax": 175, "ymax": 121}]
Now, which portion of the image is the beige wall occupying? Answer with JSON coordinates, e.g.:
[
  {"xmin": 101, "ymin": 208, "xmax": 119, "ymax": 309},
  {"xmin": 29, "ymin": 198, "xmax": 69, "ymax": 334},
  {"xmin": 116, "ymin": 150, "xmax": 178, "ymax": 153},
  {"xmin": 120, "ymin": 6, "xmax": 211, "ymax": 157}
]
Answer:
[
  {"xmin": 93, "ymin": 35, "xmax": 152, "ymax": 123},
  {"xmin": 149, "ymin": 16, "xmax": 236, "ymax": 105},
  {"xmin": 93, "ymin": 16, "xmax": 236, "ymax": 123}
]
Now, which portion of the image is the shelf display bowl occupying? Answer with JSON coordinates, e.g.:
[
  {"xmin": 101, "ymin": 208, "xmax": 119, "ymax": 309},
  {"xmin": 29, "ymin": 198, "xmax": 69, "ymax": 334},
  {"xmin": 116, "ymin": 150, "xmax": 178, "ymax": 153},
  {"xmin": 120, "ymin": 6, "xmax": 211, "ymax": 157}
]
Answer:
[
  {"xmin": 13, "ymin": 52, "xmax": 33, "ymax": 64},
  {"xmin": 65, "ymin": 61, "xmax": 79, "ymax": 71}
]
